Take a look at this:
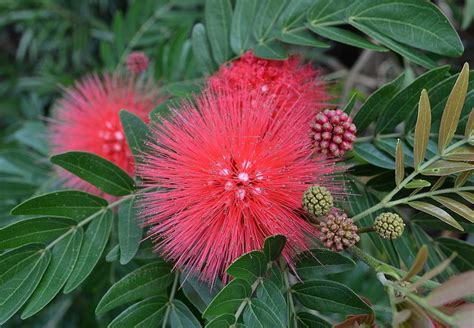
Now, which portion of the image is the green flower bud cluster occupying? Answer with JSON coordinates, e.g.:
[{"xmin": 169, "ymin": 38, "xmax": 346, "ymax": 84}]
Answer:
[
  {"xmin": 374, "ymin": 213, "xmax": 405, "ymax": 240},
  {"xmin": 302, "ymin": 185, "xmax": 333, "ymax": 217}
]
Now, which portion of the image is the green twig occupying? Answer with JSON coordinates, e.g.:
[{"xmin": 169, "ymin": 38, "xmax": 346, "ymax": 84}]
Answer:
[
  {"xmin": 352, "ymin": 138, "xmax": 468, "ymax": 222},
  {"xmin": 162, "ymin": 271, "xmax": 180, "ymax": 328}
]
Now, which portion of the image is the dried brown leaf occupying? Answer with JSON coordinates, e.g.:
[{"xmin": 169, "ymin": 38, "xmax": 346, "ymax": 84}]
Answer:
[
  {"xmin": 427, "ymin": 271, "xmax": 474, "ymax": 307},
  {"xmin": 444, "ymin": 146, "xmax": 474, "ymax": 161},
  {"xmin": 414, "ymin": 89, "xmax": 431, "ymax": 168},
  {"xmin": 438, "ymin": 63, "xmax": 469, "ymax": 152},
  {"xmin": 396, "ymin": 139, "xmax": 405, "ymax": 186},
  {"xmin": 422, "ymin": 160, "xmax": 474, "ymax": 176},
  {"xmin": 403, "ymin": 245, "xmax": 429, "ymax": 281},
  {"xmin": 410, "ymin": 253, "xmax": 456, "ymax": 291},
  {"xmin": 453, "ymin": 303, "xmax": 474, "ymax": 328}
]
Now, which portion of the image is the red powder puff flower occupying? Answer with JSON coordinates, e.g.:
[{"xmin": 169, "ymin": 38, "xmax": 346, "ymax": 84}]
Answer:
[
  {"xmin": 49, "ymin": 73, "xmax": 161, "ymax": 193},
  {"xmin": 126, "ymin": 51, "xmax": 150, "ymax": 74},
  {"xmin": 139, "ymin": 86, "xmax": 342, "ymax": 283},
  {"xmin": 208, "ymin": 51, "xmax": 329, "ymax": 135}
]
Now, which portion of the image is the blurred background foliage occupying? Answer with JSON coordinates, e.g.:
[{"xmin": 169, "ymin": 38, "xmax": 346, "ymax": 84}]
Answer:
[{"xmin": 0, "ymin": 0, "xmax": 473, "ymax": 327}]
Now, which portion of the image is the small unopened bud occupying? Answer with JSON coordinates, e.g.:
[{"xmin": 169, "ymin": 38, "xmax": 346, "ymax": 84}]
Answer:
[
  {"xmin": 302, "ymin": 185, "xmax": 333, "ymax": 217},
  {"xmin": 126, "ymin": 51, "xmax": 149, "ymax": 74},
  {"xmin": 319, "ymin": 212, "xmax": 360, "ymax": 252},
  {"xmin": 374, "ymin": 212, "xmax": 405, "ymax": 240}
]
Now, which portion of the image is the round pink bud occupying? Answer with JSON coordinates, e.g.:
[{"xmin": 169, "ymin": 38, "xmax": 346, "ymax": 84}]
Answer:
[
  {"xmin": 311, "ymin": 109, "xmax": 357, "ymax": 157},
  {"xmin": 126, "ymin": 51, "xmax": 149, "ymax": 74}
]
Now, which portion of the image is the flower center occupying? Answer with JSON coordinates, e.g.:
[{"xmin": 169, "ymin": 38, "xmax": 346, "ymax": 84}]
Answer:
[
  {"xmin": 213, "ymin": 158, "xmax": 265, "ymax": 202},
  {"xmin": 98, "ymin": 121, "xmax": 128, "ymax": 157}
]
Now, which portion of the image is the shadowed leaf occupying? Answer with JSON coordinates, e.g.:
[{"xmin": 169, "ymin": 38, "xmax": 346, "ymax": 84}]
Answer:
[
  {"xmin": 408, "ymin": 201, "xmax": 463, "ymax": 231},
  {"xmin": 432, "ymin": 196, "xmax": 474, "ymax": 223},
  {"xmin": 465, "ymin": 108, "xmax": 474, "ymax": 139}
]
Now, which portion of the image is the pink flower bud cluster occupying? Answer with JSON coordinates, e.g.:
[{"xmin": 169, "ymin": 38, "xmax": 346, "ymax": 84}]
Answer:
[{"xmin": 311, "ymin": 109, "xmax": 356, "ymax": 157}]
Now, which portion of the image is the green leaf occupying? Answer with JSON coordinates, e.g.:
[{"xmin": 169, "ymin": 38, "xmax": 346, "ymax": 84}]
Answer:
[
  {"xmin": 227, "ymin": 251, "xmax": 267, "ymax": 284},
  {"xmin": 296, "ymin": 249, "xmax": 356, "ymax": 280},
  {"xmin": 0, "ymin": 244, "xmax": 50, "ymax": 324},
  {"xmin": 404, "ymin": 179, "xmax": 431, "ymax": 189},
  {"xmin": 348, "ymin": 0, "xmax": 463, "ymax": 56},
  {"xmin": 395, "ymin": 139, "xmax": 404, "ymax": 186},
  {"xmin": 21, "ymin": 227, "xmax": 83, "ymax": 319},
  {"xmin": 192, "ymin": 23, "xmax": 215, "ymax": 74},
  {"xmin": 109, "ymin": 296, "xmax": 168, "ymax": 328},
  {"xmin": 432, "ymin": 196, "xmax": 474, "ymax": 223},
  {"xmin": 342, "ymin": 93, "xmax": 358, "ymax": 115},
  {"xmin": 458, "ymin": 192, "xmax": 474, "ymax": 204},
  {"xmin": 118, "ymin": 197, "xmax": 143, "ymax": 265},
  {"xmin": 230, "ymin": 0, "xmax": 258, "ymax": 54},
  {"xmin": 437, "ymin": 237, "xmax": 474, "ymax": 272},
  {"xmin": 243, "ymin": 299, "xmax": 286, "ymax": 328},
  {"xmin": 248, "ymin": 280, "xmax": 287, "ymax": 327},
  {"xmin": 307, "ymin": 0, "xmax": 353, "ymax": 25},
  {"xmin": 0, "ymin": 217, "xmax": 77, "ymax": 250},
  {"xmin": 293, "ymin": 279, "xmax": 373, "ymax": 315},
  {"xmin": 119, "ymin": 110, "xmax": 151, "ymax": 164},
  {"xmin": 64, "ymin": 210, "xmax": 113, "ymax": 293},
  {"xmin": 203, "ymin": 279, "xmax": 251, "ymax": 318},
  {"xmin": 353, "ymin": 143, "xmax": 395, "ymax": 169},
  {"xmin": 205, "ymin": 0, "xmax": 232, "ymax": 64},
  {"xmin": 438, "ymin": 63, "xmax": 470, "ymax": 152},
  {"xmin": 150, "ymin": 99, "xmax": 173, "ymax": 122},
  {"xmin": 353, "ymin": 72, "xmax": 405, "ymax": 132},
  {"xmin": 296, "ymin": 312, "xmax": 332, "ymax": 328},
  {"xmin": 51, "ymin": 151, "xmax": 136, "ymax": 196},
  {"xmin": 455, "ymin": 171, "xmax": 471, "ymax": 187},
  {"xmin": 254, "ymin": 40, "xmax": 287, "ymax": 60},
  {"xmin": 253, "ymin": 0, "xmax": 287, "ymax": 41},
  {"xmin": 375, "ymin": 138, "xmax": 415, "ymax": 168},
  {"xmin": 263, "ymin": 234, "xmax": 286, "ymax": 261},
  {"xmin": 181, "ymin": 274, "xmax": 220, "ymax": 313},
  {"xmin": 408, "ymin": 201, "xmax": 463, "ymax": 231},
  {"xmin": 11, "ymin": 190, "xmax": 107, "ymax": 220},
  {"xmin": 349, "ymin": 20, "xmax": 437, "ymax": 68},
  {"xmin": 309, "ymin": 25, "xmax": 387, "ymax": 51},
  {"xmin": 414, "ymin": 89, "xmax": 432, "ymax": 168},
  {"xmin": 375, "ymin": 66, "xmax": 450, "ymax": 133},
  {"xmin": 421, "ymin": 160, "xmax": 474, "ymax": 176},
  {"xmin": 96, "ymin": 261, "xmax": 173, "ymax": 315},
  {"xmin": 206, "ymin": 314, "xmax": 235, "ymax": 328},
  {"xmin": 278, "ymin": 29, "xmax": 329, "ymax": 48},
  {"xmin": 169, "ymin": 300, "xmax": 201, "ymax": 328}
]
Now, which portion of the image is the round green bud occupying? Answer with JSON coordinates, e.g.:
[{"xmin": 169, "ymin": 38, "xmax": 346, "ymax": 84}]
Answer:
[
  {"xmin": 374, "ymin": 212, "xmax": 405, "ymax": 240},
  {"xmin": 302, "ymin": 185, "xmax": 333, "ymax": 217}
]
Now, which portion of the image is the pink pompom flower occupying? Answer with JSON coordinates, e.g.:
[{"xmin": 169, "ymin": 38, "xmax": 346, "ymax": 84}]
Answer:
[
  {"xmin": 49, "ymin": 73, "xmax": 161, "ymax": 193},
  {"xmin": 139, "ymin": 86, "xmax": 342, "ymax": 283},
  {"xmin": 126, "ymin": 51, "xmax": 150, "ymax": 74},
  {"xmin": 209, "ymin": 51, "xmax": 329, "ymax": 135}
]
